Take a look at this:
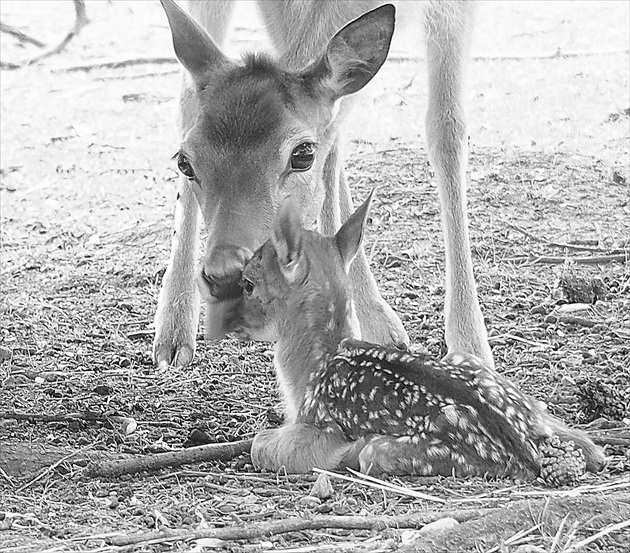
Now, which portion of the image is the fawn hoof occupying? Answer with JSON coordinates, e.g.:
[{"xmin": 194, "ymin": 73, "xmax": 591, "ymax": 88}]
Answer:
[{"xmin": 358, "ymin": 436, "xmax": 412, "ymax": 475}]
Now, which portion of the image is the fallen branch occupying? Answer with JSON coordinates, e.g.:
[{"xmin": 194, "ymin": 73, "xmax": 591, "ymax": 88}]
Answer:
[
  {"xmin": 86, "ymin": 439, "xmax": 253, "ymax": 478},
  {"xmin": 507, "ymin": 224, "xmax": 622, "ymax": 254},
  {"xmin": 0, "ymin": 21, "xmax": 46, "ymax": 47},
  {"xmin": 2, "ymin": 0, "xmax": 89, "ymax": 69},
  {"xmin": 507, "ymin": 254, "xmax": 628, "ymax": 265},
  {"xmin": 25, "ymin": 0, "xmax": 89, "ymax": 66},
  {"xmin": 49, "ymin": 48, "xmax": 630, "ymax": 73},
  {"xmin": 108, "ymin": 509, "xmax": 492, "ymax": 547},
  {"xmin": 1, "ymin": 410, "xmax": 110, "ymax": 425},
  {"xmin": 94, "ymin": 69, "xmax": 179, "ymax": 81},
  {"xmin": 387, "ymin": 48, "xmax": 630, "ymax": 64},
  {"xmin": 53, "ymin": 56, "xmax": 178, "ymax": 73},
  {"xmin": 592, "ymin": 435, "xmax": 630, "ymax": 447},
  {"xmin": 544, "ymin": 315, "xmax": 602, "ymax": 328},
  {"xmin": 532, "ymin": 253, "xmax": 628, "ymax": 265}
]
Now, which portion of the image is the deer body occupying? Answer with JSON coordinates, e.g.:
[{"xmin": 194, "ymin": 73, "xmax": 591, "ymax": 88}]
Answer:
[
  {"xmin": 228, "ymin": 195, "xmax": 605, "ymax": 482},
  {"xmin": 154, "ymin": 0, "xmax": 493, "ymax": 371}
]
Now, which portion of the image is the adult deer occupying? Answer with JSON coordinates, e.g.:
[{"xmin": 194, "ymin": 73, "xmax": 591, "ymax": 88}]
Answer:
[
  {"xmin": 154, "ymin": 0, "xmax": 493, "ymax": 369},
  {"xmin": 224, "ymin": 192, "xmax": 604, "ymax": 484}
]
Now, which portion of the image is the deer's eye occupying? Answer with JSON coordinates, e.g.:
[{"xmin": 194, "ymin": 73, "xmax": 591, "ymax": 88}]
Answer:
[
  {"xmin": 290, "ymin": 142, "xmax": 315, "ymax": 171},
  {"xmin": 241, "ymin": 277, "xmax": 255, "ymax": 296},
  {"xmin": 177, "ymin": 153, "xmax": 196, "ymax": 179}
]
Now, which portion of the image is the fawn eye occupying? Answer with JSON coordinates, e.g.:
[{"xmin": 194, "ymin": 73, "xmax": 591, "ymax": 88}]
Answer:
[
  {"xmin": 241, "ymin": 277, "xmax": 255, "ymax": 296},
  {"xmin": 290, "ymin": 142, "xmax": 315, "ymax": 171},
  {"xmin": 177, "ymin": 153, "xmax": 196, "ymax": 179}
]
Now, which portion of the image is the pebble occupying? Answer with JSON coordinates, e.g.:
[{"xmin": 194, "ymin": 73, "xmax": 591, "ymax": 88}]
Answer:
[
  {"xmin": 418, "ymin": 517, "xmax": 459, "ymax": 535},
  {"xmin": 310, "ymin": 473, "xmax": 334, "ymax": 500},
  {"xmin": 298, "ymin": 496, "xmax": 322, "ymax": 509},
  {"xmin": 0, "ymin": 346, "xmax": 11, "ymax": 361},
  {"xmin": 513, "ymin": 546, "xmax": 547, "ymax": 553}
]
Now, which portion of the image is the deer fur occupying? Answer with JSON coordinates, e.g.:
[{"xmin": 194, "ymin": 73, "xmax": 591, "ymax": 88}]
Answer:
[
  {"xmin": 154, "ymin": 0, "xmax": 493, "ymax": 371},
  {"xmin": 227, "ymin": 194, "xmax": 605, "ymax": 478}
]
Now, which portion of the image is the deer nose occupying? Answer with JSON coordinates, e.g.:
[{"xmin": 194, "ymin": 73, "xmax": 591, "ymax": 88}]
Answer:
[{"xmin": 201, "ymin": 245, "xmax": 253, "ymax": 300}]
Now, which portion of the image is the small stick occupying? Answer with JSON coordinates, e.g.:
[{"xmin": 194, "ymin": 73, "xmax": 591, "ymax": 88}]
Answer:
[
  {"xmin": 23, "ymin": 0, "xmax": 89, "ymax": 67},
  {"xmin": 544, "ymin": 315, "xmax": 602, "ymax": 328},
  {"xmin": 86, "ymin": 439, "xmax": 253, "ymax": 478},
  {"xmin": 530, "ymin": 254, "xmax": 628, "ymax": 265},
  {"xmin": 507, "ymin": 224, "xmax": 621, "ymax": 254},
  {"xmin": 52, "ymin": 56, "xmax": 178, "ymax": 72},
  {"xmin": 387, "ymin": 48, "xmax": 630, "ymax": 64},
  {"xmin": 109, "ymin": 509, "xmax": 492, "ymax": 546},
  {"xmin": 314, "ymin": 467, "xmax": 445, "ymax": 503},
  {"xmin": 16, "ymin": 445, "xmax": 94, "ymax": 493},
  {"xmin": 0, "ymin": 21, "xmax": 46, "ymax": 47},
  {"xmin": 563, "ymin": 519, "xmax": 630, "ymax": 552},
  {"xmin": 505, "ymin": 254, "xmax": 628, "ymax": 265}
]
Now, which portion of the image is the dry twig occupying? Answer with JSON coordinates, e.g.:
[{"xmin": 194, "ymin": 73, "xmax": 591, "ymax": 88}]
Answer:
[
  {"xmin": 4, "ymin": 0, "xmax": 90, "ymax": 68},
  {"xmin": 86, "ymin": 439, "xmax": 253, "ymax": 478},
  {"xmin": 0, "ymin": 21, "xmax": 46, "ymax": 47},
  {"xmin": 108, "ymin": 509, "xmax": 492, "ymax": 546},
  {"xmin": 53, "ymin": 56, "xmax": 178, "ymax": 73},
  {"xmin": 507, "ymin": 223, "xmax": 624, "ymax": 254}
]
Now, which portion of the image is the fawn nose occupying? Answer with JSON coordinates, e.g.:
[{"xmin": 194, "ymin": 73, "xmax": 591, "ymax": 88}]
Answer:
[{"xmin": 201, "ymin": 245, "xmax": 253, "ymax": 300}]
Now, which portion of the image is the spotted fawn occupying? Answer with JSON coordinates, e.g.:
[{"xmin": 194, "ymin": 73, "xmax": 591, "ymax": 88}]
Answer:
[{"xmin": 227, "ymin": 192, "xmax": 605, "ymax": 485}]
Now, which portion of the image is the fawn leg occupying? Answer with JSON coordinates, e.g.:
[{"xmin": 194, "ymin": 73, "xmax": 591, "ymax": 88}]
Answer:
[
  {"xmin": 321, "ymin": 139, "xmax": 409, "ymax": 349},
  {"xmin": 358, "ymin": 435, "xmax": 531, "ymax": 479},
  {"xmin": 252, "ymin": 423, "xmax": 367, "ymax": 473},
  {"xmin": 424, "ymin": 2, "xmax": 494, "ymax": 368},
  {"xmin": 153, "ymin": 1, "xmax": 235, "ymax": 368}
]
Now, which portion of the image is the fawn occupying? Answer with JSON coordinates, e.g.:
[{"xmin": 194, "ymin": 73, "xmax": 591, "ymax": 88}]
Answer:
[{"xmin": 227, "ymin": 193, "xmax": 605, "ymax": 485}]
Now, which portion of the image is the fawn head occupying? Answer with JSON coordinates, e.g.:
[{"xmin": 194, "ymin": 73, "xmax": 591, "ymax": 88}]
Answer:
[
  {"xmin": 227, "ymin": 191, "xmax": 375, "ymax": 343},
  {"xmin": 159, "ymin": 0, "xmax": 395, "ymax": 335}
]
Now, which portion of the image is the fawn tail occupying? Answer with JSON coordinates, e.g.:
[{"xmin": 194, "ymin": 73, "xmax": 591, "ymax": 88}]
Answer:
[{"xmin": 547, "ymin": 415, "xmax": 605, "ymax": 472}]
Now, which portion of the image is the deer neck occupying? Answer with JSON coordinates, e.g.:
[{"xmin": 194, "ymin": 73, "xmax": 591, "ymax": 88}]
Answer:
[{"xmin": 273, "ymin": 282, "xmax": 360, "ymax": 424}]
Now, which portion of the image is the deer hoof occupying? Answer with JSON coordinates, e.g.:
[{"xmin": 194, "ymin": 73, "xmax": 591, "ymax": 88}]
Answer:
[{"xmin": 153, "ymin": 342, "xmax": 195, "ymax": 370}]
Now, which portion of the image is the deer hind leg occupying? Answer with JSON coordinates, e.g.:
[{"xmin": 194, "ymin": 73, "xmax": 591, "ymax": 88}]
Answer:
[
  {"xmin": 252, "ymin": 423, "xmax": 368, "ymax": 473},
  {"xmin": 153, "ymin": 1, "xmax": 235, "ymax": 368},
  {"xmin": 424, "ymin": 2, "xmax": 494, "ymax": 368}
]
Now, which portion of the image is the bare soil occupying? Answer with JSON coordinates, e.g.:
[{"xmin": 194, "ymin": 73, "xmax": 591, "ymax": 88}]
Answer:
[{"xmin": 1, "ymin": 1, "xmax": 629, "ymax": 552}]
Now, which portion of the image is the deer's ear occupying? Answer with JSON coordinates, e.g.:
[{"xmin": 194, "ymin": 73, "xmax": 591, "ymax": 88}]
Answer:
[
  {"xmin": 335, "ymin": 189, "xmax": 375, "ymax": 271},
  {"xmin": 306, "ymin": 4, "xmax": 395, "ymax": 100},
  {"xmin": 159, "ymin": 0, "xmax": 229, "ymax": 87},
  {"xmin": 272, "ymin": 197, "xmax": 306, "ymax": 283}
]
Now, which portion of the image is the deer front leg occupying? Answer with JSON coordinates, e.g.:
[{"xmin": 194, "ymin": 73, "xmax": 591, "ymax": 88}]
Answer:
[
  {"xmin": 153, "ymin": 180, "xmax": 201, "ymax": 369},
  {"xmin": 320, "ymin": 139, "xmax": 409, "ymax": 349},
  {"xmin": 424, "ymin": 2, "xmax": 493, "ymax": 368},
  {"xmin": 252, "ymin": 423, "xmax": 367, "ymax": 473}
]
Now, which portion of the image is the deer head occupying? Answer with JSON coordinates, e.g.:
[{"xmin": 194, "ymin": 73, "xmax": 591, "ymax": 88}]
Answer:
[
  {"xmin": 159, "ymin": 0, "xmax": 395, "ymax": 337},
  {"xmin": 226, "ymin": 190, "xmax": 374, "ymax": 344}
]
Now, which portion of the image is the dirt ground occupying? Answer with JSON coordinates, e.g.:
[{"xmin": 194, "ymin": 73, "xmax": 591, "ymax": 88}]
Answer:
[{"xmin": 1, "ymin": 1, "xmax": 629, "ymax": 552}]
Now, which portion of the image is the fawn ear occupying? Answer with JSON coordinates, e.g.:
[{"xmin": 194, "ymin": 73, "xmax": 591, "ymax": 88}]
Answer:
[
  {"xmin": 159, "ymin": 0, "xmax": 229, "ymax": 87},
  {"xmin": 307, "ymin": 4, "xmax": 395, "ymax": 100},
  {"xmin": 335, "ymin": 189, "xmax": 375, "ymax": 271},
  {"xmin": 272, "ymin": 197, "xmax": 305, "ymax": 282}
]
